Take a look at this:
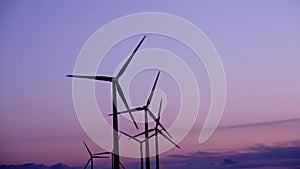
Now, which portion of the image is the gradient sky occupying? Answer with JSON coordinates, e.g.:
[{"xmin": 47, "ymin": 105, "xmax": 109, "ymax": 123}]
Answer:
[{"xmin": 0, "ymin": 0, "xmax": 300, "ymax": 167}]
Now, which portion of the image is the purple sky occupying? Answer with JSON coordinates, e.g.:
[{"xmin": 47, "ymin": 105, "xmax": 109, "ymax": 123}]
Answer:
[{"xmin": 0, "ymin": 0, "xmax": 300, "ymax": 167}]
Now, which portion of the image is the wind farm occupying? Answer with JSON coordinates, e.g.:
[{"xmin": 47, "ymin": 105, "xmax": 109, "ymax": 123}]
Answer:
[
  {"xmin": 67, "ymin": 35, "xmax": 180, "ymax": 169},
  {"xmin": 2, "ymin": 2, "xmax": 300, "ymax": 169},
  {"xmin": 109, "ymin": 70, "xmax": 173, "ymax": 169}
]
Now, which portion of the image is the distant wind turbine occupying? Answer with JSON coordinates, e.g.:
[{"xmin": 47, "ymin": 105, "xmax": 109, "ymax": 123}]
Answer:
[
  {"xmin": 67, "ymin": 35, "xmax": 147, "ymax": 169},
  {"xmin": 83, "ymin": 141, "xmax": 109, "ymax": 169},
  {"xmin": 152, "ymin": 99, "xmax": 180, "ymax": 169},
  {"xmin": 132, "ymin": 99, "xmax": 180, "ymax": 169},
  {"xmin": 120, "ymin": 131, "xmax": 146, "ymax": 169}
]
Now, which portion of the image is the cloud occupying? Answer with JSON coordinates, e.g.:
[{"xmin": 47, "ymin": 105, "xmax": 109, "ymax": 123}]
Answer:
[
  {"xmin": 221, "ymin": 159, "xmax": 238, "ymax": 165},
  {"xmin": 161, "ymin": 141, "xmax": 300, "ymax": 169},
  {"xmin": 219, "ymin": 118, "xmax": 300, "ymax": 130},
  {"xmin": 0, "ymin": 163, "xmax": 81, "ymax": 169}
]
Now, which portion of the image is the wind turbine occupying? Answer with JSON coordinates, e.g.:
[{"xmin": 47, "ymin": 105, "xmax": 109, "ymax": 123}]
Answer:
[
  {"xmin": 132, "ymin": 99, "xmax": 180, "ymax": 169},
  {"xmin": 83, "ymin": 141, "xmax": 109, "ymax": 169},
  {"xmin": 151, "ymin": 99, "xmax": 180, "ymax": 169},
  {"xmin": 67, "ymin": 35, "xmax": 146, "ymax": 169},
  {"xmin": 119, "ymin": 131, "xmax": 146, "ymax": 169},
  {"xmin": 110, "ymin": 71, "xmax": 171, "ymax": 169},
  {"xmin": 93, "ymin": 135, "xmax": 125, "ymax": 169}
]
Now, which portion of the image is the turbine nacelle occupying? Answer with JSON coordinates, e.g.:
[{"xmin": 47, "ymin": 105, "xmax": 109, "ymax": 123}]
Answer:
[
  {"xmin": 112, "ymin": 77, "xmax": 117, "ymax": 83},
  {"xmin": 143, "ymin": 106, "xmax": 148, "ymax": 111}
]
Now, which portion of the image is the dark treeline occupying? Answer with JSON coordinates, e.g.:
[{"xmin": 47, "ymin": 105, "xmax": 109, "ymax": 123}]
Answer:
[{"xmin": 0, "ymin": 163, "xmax": 81, "ymax": 169}]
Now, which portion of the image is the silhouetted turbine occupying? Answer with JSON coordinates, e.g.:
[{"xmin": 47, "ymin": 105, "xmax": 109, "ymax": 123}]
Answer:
[
  {"xmin": 67, "ymin": 35, "xmax": 146, "ymax": 169},
  {"xmin": 132, "ymin": 99, "xmax": 180, "ymax": 169},
  {"xmin": 83, "ymin": 141, "xmax": 109, "ymax": 169},
  {"xmin": 109, "ymin": 71, "xmax": 168, "ymax": 169},
  {"xmin": 120, "ymin": 131, "xmax": 146, "ymax": 169}
]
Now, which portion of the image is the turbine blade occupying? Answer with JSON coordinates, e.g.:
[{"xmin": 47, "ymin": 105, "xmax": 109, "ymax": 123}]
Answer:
[
  {"xmin": 131, "ymin": 131, "xmax": 146, "ymax": 138},
  {"xmin": 156, "ymin": 98, "xmax": 163, "ymax": 128},
  {"xmin": 117, "ymin": 35, "xmax": 146, "ymax": 78},
  {"xmin": 120, "ymin": 131, "xmax": 140, "ymax": 142},
  {"xmin": 119, "ymin": 161, "xmax": 125, "ymax": 169},
  {"xmin": 119, "ymin": 131, "xmax": 131, "ymax": 138},
  {"xmin": 94, "ymin": 152, "xmax": 111, "ymax": 155},
  {"xmin": 149, "ymin": 132, "xmax": 156, "ymax": 138},
  {"xmin": 93, "ymin": 156, "xmax": 109, "ymax": 158},
  {"xmin": 84, "ymin": 158, "xmax": 91, "ymax": 169},
  {"xmin": 148, "ymin": 128, "xmax": 156, "ymax": 133},
  {"xmin": 146, "ymin": 71, "xmax": 160, "ymax": 107},
  {"xmin": 108, "ymin": 107, "xmax": 143, "ymax": 116},
  {"xmin": 120, "ymin": 131, "xmax": 137, "ymax": 140},
  {"xmin": 66, "ymin": 75, "xmax": 112, "ymax": 82},
  {"xmin": 148, "ymin": 109, "xmax": 172, "ymax": 139},
  {"xmin": 147, "ymin": 109, "xmax": 157, "ymax": 121},
  {"xmin": 159, "ymin": 130, "xmax": 180, "ymax": 149},
  {"xmin": 83, "ymin": 141, "xmax": 92, "ymax": 156},
  {"xmin": 116, "ymin": 83, "xmax": 138, "ymax": 129},
  {"xmin": 131, "ymin": 128, "xmax": 155, "ymax": 139}
]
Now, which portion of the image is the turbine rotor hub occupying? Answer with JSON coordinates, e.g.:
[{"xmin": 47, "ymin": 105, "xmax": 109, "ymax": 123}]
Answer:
[{"xmin": 112, "ymin": 77, "xmax": 117, "ymax": 82}]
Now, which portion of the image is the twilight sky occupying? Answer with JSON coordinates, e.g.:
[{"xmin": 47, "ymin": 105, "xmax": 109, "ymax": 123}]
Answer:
[{"xmin": 0, "ymin": 0, "xmax": 300, "ymax": 168}]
